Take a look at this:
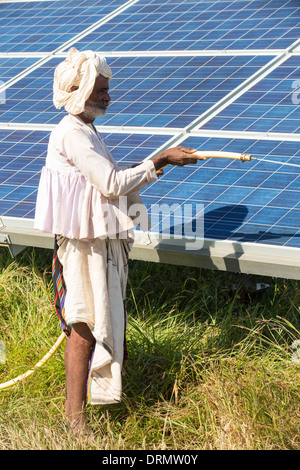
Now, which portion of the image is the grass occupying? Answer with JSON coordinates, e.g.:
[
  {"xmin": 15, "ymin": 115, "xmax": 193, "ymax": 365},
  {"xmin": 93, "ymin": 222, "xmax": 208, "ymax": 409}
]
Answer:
[{"xmin": 0, "ymin": 246, "xmax": 299, "ymax": 450}]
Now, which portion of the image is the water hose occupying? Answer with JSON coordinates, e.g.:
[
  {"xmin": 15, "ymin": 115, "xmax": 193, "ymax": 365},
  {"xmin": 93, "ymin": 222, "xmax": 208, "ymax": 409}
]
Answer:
[
  {"xmin": 194, "ymin": 150, "xmax": 252, "ymax": 161},
  {"xmin": 159, "ymin": 149, "xmax": 300, "ymax": 171},
  {"xmin": 0, "ymin": 332, "xmax": 65, "ymax": 390},
  {"xmin": 194, "ymin": 151, "xmax": 300, "ymax": 167}
]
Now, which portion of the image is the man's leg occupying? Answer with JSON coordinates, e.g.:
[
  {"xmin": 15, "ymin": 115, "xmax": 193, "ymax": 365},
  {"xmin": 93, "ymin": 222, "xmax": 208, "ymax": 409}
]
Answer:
[{"xmin": 64, "ymin": 322, "xmax": 95, "ymax": 431}]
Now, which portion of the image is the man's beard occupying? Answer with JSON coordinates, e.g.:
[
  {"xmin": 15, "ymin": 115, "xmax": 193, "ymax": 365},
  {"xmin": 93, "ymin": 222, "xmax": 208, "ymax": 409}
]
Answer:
[{"xmin": 82, "ymin": 99, "xmax": 109, "ymax": 120}]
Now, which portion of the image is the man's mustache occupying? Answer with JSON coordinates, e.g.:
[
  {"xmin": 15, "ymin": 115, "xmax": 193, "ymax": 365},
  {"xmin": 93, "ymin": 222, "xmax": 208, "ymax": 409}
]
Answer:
[{"xmin": 98, "ymin": 100, "xmax": 110, "ymax": 108}]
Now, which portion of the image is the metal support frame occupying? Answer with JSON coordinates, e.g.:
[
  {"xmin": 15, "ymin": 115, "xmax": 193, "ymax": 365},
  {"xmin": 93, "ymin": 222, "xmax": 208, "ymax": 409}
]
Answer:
[
  {"xmin": 0, "ymin": 232, "xmax": 27, "ymax": 258},
  {"xmin": 0, "ymin": 217, "xmax": 299, "ymax": 280}
]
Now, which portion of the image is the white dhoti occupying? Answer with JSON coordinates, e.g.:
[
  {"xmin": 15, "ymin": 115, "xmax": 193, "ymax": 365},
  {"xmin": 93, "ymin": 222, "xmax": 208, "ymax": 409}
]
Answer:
[{"xmin": 57, "ymin": 237, "xmax": 129, "ymax": 405}]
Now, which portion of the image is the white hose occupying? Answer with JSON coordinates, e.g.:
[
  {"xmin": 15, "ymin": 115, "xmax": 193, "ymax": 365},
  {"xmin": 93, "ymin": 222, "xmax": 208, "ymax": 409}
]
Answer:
[
  {"xmin": 194, "ymin": 151, "xmax": 251, "ymax": 161},
  {"xmin": 0, "ymin": 332, "xmax": 66, "ymax": 390}
]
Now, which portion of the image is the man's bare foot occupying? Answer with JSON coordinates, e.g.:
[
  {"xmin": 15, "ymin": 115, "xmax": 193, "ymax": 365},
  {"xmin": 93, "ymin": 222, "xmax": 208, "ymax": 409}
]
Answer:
[
  {"xmin": 65, "ymin": 399, "xmax": 71, "ymax": 423},
  {"xmin": 70, "ymin": 415, "xmax": 95, "ymax": 444}
]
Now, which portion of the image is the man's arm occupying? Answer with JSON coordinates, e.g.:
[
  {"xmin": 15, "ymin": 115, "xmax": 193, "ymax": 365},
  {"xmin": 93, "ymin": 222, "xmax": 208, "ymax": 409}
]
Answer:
[{"xmin": 131, "ymin": 146, "xmax": 205, "ymax": 175}]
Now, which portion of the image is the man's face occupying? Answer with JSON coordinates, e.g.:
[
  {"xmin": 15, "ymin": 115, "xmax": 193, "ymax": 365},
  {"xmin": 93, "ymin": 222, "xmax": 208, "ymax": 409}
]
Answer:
[{"xmin": 83, "ymin": 74, "xmax": 110, "ymax": 120}]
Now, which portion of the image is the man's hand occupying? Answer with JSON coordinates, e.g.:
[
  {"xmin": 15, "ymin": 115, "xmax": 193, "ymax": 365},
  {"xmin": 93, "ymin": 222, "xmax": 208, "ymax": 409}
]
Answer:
[{"xmin": 152, "ymin": 146, "xmax": 205, "ymax": 174}]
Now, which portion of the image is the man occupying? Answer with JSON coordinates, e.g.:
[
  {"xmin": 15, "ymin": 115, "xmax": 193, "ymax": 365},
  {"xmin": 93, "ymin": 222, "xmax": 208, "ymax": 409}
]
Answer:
[{"xmin": 34, "ymin": 47, "xmax": 200, "ymax": 440}]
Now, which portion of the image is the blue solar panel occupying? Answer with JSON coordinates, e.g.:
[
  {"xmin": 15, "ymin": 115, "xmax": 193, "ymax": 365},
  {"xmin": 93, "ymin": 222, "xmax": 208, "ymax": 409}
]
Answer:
[
  {"xmin": 0, "ymin": 0, "xmax": 126, "ymax": 53},
  {"xmin": 0, "ymin": 128, "xmax": 174, "ymax": 219},
  {"xmin": 0, "ymin": 0, "xmax": 299, "ymax": 277},
  {"xmin": 140, "ymin": 135, "xmax": 300, "ymax": 248},
  {"xmin": 0, "ymin": 57, "xmax": 39, "ymax": 84},
  {"xmin": 0, "ymin": 57, "xmax": 62, "ymax": 124},
  {"xmin": 0, "ymin": 129, "xmax": 49, "ymax": 218},
  {"xmin": 67, "ymin": 0, "xmax": 300, "ymax": 52},
  {"xmin": 200, "ymin": 55, "xmax": 300, "ymax": 134},
  {"xmin": 0, "ymin": 54, "xmax": 273, "ymax": 127}
]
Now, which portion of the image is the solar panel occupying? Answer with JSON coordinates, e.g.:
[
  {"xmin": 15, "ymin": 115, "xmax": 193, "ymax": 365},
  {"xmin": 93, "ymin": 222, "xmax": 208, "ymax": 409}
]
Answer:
[
  {"xmin": 199, "ymin": 54, "xmax": 300, "ymax": 134},
  {"xmin": 66, "ymin": 0, "xmax": 300, "ymax": 52},
  {"xmin": 0, "ymin": 0, "xmax": 299, "ymax": 278},
  {"xmin": 0, "ymin": 0, "xmax": 127, "ymax": 53},
  {"xmin": 0, "ymin": 54, "xmax": 274, "ymax": 127},
  {"xmin": 140, "ymin": 135, "xmax": 300, "ymax": 248},
  {"xmin": 0, "ymin": 56, "xmax": 39, "ymax": 84}
]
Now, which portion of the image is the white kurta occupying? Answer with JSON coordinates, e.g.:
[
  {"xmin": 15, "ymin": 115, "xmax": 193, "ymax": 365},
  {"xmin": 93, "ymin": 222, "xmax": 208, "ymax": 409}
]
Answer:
[
  {"xmin": 34, "ymin": 114, "xmax": 158, "ymax": 404},
  {"xmin": 34, "ymin": 113, "xmax": 157, "ymax": 240}
]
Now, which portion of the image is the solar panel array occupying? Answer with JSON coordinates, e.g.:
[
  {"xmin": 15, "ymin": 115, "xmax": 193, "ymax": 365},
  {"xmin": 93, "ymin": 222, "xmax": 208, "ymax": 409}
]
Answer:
[{"xmin": 0, "ymin": 0, "xmax": 299, "ymax": 277}]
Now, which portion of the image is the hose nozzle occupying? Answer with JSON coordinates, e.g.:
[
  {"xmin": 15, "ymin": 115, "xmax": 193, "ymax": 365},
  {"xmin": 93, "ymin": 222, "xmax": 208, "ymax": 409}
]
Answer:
[{"xmin": 240, "ymin": 153, "xmax": 251, "ymax": 162}]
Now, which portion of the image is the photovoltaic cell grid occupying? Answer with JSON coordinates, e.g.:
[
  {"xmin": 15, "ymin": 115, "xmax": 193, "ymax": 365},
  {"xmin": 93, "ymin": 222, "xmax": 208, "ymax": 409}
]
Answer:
[
  {"xmin": 0, "ymin": 0, "xmax": 126, "ymax": 53},
  {"xmin": 100, "ymin": 55, "xmax": 273, "ymax": 129},
  {"xmin": 0, "ymin": 57, "xmax": 63, "ymax": 125},
  {"xmin": 0, "ymin": 128, "xmax": 173, "ymax": 219},
  {"xmin": 140, "ymin": 135, "xmax": 300, "ymax": 247},
  {"xmin": 200, "ymin": 55, "xmax": 300, "ymax": 134},
  {"xmin": 0, "ymin": 54, "xmax": 273, "ymax": 127},
  {"xmin": 69, "ymin": 0, "xmax": 300, "ymax": 52},
  {"xmin": 0, "ymin": 57, "xmax": 39, "ymax": 84},
  {"xmin": 0, "ymin": 129, "xmax": 49, "ymax": 219}
]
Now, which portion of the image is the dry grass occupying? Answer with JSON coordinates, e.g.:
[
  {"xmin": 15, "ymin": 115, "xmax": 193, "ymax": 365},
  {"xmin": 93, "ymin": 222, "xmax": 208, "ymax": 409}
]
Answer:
[{"xmin": 0, "ymin": 247, "xmax": 299, "ymax": 450}]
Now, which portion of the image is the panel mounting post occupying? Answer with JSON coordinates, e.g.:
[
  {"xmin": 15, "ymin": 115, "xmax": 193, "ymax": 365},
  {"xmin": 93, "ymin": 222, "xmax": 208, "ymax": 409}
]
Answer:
[{"xmin": 0, "ymin": 233, "xmax": 26, "ymax": 258}]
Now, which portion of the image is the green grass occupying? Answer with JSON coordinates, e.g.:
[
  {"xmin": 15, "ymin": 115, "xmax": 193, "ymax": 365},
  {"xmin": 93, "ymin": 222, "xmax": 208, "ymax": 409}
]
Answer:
[{"xmin": 0, "ymin": 246, "xmax": 299, "ymax": 450}]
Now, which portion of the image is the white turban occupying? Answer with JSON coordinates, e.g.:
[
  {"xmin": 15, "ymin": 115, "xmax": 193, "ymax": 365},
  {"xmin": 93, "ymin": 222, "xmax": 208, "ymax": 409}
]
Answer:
[{"xmin": 53, "ymin": 47, "xmax": 112, "ymax": 115}]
